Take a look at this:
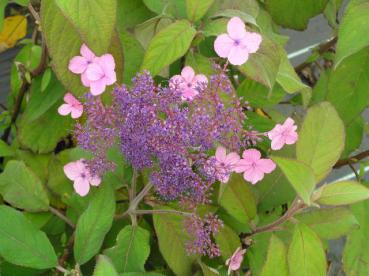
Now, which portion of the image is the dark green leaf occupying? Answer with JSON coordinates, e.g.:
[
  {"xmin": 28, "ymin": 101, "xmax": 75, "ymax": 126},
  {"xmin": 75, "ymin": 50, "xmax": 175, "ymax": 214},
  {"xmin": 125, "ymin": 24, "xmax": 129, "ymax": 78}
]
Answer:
[
  {"xmin": 0, "ymin": 160, "xmax": 49, "ymax": 212},
  {"xmin": 116, "ymin": 0, "xmax": 154, "ymax": 29},
  {"xmin": 74, "ymin": 183, "xmax": 116, "ymax": 265},
  {"xmin": 0, "ymin": 205, "xmax": 57, "ymax": 269},
  {"xmin": 104, "ymin": 225, "xmax": 150, "ymax": 273}
]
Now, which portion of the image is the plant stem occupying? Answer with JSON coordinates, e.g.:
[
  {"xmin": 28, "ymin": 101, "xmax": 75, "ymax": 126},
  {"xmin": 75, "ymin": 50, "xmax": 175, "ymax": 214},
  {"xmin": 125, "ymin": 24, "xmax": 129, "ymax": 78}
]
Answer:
[
  {"xmin": 134, "ymin": 209, "xmax": 193, "ymax": 217},
  {"xmin": 48, "ymin": 206, "xmax": 75, "ymax": 228},
  {"xmin": 130, "ymin": 182, "xmax": 154, "ymax": 211},
  {"xmin": 334, "ymin": 149, "xmax": 369, "ymax": 169},
  {"xmin": 55, "ymin": 265, "xmax": 69, "ymax": 274}
]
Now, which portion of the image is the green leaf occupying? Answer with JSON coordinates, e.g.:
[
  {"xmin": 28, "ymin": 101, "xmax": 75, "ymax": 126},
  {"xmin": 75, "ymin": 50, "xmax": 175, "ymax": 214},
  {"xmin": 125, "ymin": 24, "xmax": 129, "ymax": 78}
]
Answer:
[
  {"xmin": 186, "ymin": 51, "xmax": 215, "ymax": 76},
  {"xmin": 121, "ymin": 273, "xmax": 165, "ymax": 276},
  {"xmin": 239, "ymin": 37, "xmax": 281, "ymax": 89},
  {"xmin": 153, "ymin": 209, "xmax": 193, "ymax": 276},
  {"xmin": 41, "ymin": 68, "xmax": 52, "ymax": 92},
  {"xmin": 22, "ymin": 73, "xmax": 64, "ymax": 122},
  {"xmin": 326, "ymin": 48, "xmax": 369, "ymax": 125},
  {"xmin": 296, "ymin": 102, "xmax": 345, "ymax": 182},
  {"xmin": 186, "ymin": 0, "xmax": 215, "ymax": 22},
  {"xmin": 0, "ymin": 205, "xmax": 57, "ymax": 269},
  {"xmin": 54, "ymin": 0, "xmax": 116, "ymax": 54},
  {"xmin": 104, "ymin": 225, "xmax": 150, "ymax": 273},
  {"xmin": 294, "ymin": 207, "xmax": 359, "ymax": 240},
  {"xmin": 219, "ymin": 174, "xmax": 257, "ymax": 223},
  {"xmin": 0, "ymin": 140, "xmax": 15, "ymax": 157},
  {"xmin": 288, "ymin": 223, "xmax": 326, "ymax": 276},
  {"xmin": 342, "ymin": 116, "xmax": 364, "ymax": 158},
  {"xmin": 313, "ymin": 181, "xmax": 369, "ymax": 206},
  {"xmin": 143, "ymin": 0, "xmax": 186, "ymax": 18},
  {"xmin": 237, "ymin": 80, "xmax": 285, "ymax": 108},
  {"xmin": 0, "ymin": 1, "xmax": 7, "ymax": 32},
  {"xmin": 74, "ymin": 183, "xmax": 115, "ymax": 265},
  {"xmin": 202, "ymin": 18, "xmax": 228, "ymax": 37},
  {"xmin": 93, "ymin": 255, "xmax": 119, "ymax": 276},
  {"xmin": 116, "ymin": 0, "xmax": 154, "ymax": 29},
  {"xmin": 0, "ymin": 160, "xmax": 49, "ymax": 212},
  {"xmin": 199, "ymin": 262, "xmax": 220, "ymax": 276},
  {"xmin": 335, "ymin": 1, "xmax": 369, "ymax": 67},
  {"xmin": 272, "ymin": 157, "xmax": 315, "ymax": 205},
  {"xmin": 41, "ymin": 0, "xmax": 123, "ymax": 96},
  {"xmin": 17, "ymin": 99, "xmax": 73, "ymax": 154},
  {"xmin": 260, "ymin": 235, "xmax": 288, "ymax": 276},
  {"xmin": 211, "ymin": 9, "xmax": 257, "ymax": 26},
  {"xmin": 265, "ymin": 0, "xmax": 329, "ymax": 30},
  {"xmin": 119, "ymin": 31, "xmax": 145, "ymax": 84},
  {"xmin": 276, "ymin": 53, "xmax": 308, "ymax": 94},
  {"xmin": 141, "ymin": 20, "xmax": 196, "ymax": 76},
  {"xmin": 343, "ymin": 194, "xmax": 369, "ymax": 275},
  {"xmin": 214, "ymin": 224, "xmax": 241, "ymax": 261}
]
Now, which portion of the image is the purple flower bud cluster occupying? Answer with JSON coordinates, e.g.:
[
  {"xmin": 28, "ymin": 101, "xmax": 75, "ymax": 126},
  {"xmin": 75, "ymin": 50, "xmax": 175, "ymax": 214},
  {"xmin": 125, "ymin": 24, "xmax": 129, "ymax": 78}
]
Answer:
[
  {"xmin": 74, "ymin": 95, "xmax": 117, "ymax": 177},
  {"xmin": 184, "ymin": 214, "xmax": 223, "ymax": 257}
]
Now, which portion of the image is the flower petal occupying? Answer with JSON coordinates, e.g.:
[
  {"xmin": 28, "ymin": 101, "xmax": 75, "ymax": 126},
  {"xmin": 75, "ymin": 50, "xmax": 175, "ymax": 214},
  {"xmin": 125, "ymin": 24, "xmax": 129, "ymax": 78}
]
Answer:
[
  {"xmin": 257, "ymin": 159, "xmax": 276, "ymax": 173},
  {"xmin": 242, "ymin": 149, "xmax": 261, "ymax": 162},
  {"xmin": 90, "ymin": 79, "xmax": 107, "ymax": 96},
  {"xmin": 81, "ymin": 72, "xmax": 91, "ymax": 87},
  {"xmin": 227, "ymin": 17, "xmax": 246, "ymax": 40},
  {"xmin": 242, "ymin": 32, "xmax": 262, "ymax": 53},
  {"xmin": 58, "ymin": 104, "xmax": 72, "ymax": 116},
  {"xmin": 214, "ymin": 34, "xmax": 234, "ymax": 58},
  {"xmin": 98, "ymin": 54, "xmax": 116, "ymax": 72},
  {"xmin": 233, "ymin": 159, "xmax": 251, "ymax": 173},
  {"xmin": 86, "ymin": 63, "xmax": 104, "ymax": 81},
  {"xmin": 243, "ymin": 167, "xmax": 264, "ymax": 184},
  {"xmin": 181, "ymin": 88, "xmax": 198, "ymax": 100},
  {"xmin": 285, "ymin": 132, "xmax": 298, "ymax": 145},
  {"xmin": 215, "ymin": 146, "xmax": 227, "ymax": 162},
  {"xmin": 70, "ymin": 107, "xmax": 83, "ymax": 119},
  {"xmin": 228, "ymin": 46, "xmax": 249, "ymax": 66},
  {"xmin": 225, "ymin": 152, "xmax": 240, "ymax": 166},
  {"xmin": 89, "ymin": 175, "xmax": 101, "ymax": 186},
  {"xmin": 181, "ymin": 66, "xmax": 195, "ymax": 83},
  {"xmin": 64, "ymin": 161, "xmax": 83, "ymax": 181},
  {"xmin": 270, "ymin": 135, "xmax": 285, "ymax": 150},
  {"xmin": 68, "ymin": 56, "xmax": 88, "ymax": 74},
  {"xmin": 194, "ymin": 74, "xmax": 208, "ymax": 85},
  {"xmin": 80, "ymin": 44, "xmax": 96, "ymax": 61},
  {"xmin": 73, "ymin": 177, "xmax": 90, "ymax": 196}
]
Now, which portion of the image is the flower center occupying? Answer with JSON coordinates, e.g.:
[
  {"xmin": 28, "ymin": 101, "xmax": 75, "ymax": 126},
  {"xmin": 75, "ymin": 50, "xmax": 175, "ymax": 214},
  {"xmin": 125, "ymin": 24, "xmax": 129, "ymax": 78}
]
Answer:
[{"xmin": 234, "ymin": 39, "xmax": 241, "ymax": 46}]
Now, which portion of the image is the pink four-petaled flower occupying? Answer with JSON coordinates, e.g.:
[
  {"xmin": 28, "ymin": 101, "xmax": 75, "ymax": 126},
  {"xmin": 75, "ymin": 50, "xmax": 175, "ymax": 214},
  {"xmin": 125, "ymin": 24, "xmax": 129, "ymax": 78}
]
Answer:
[
  {"xmin": 63, "ymin": 159, "xmax": 101, "ymax": 197},
  {"xmin": 170, "ymin": 66, "xmax": 208, "ymax": 101},
  {"xmin": 58, "ymin": 92, "xmax": 83, "ymax": 119},
  {"xmin": 234, "ymin": 149, "xmax": 276, "ymax": 184},
  {"xmin": 226, "ymin": 247, "xmax": 246, "ymax": 275},
  {"xmin": 214, "ymin": 17, "xmax": 262, "ymax": 65},
  {"xmin": 214, "ymin": 146, "xmax": 240, "ymax": 183},
  {"xmin": 268, "ymin": 117, "xmax": 298, "ymax": 150}
]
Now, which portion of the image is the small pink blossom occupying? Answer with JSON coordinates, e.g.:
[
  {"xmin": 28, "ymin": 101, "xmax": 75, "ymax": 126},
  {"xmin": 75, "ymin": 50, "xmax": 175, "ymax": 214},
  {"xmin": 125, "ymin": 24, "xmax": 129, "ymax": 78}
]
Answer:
[
  {"xmin": 214, "ymin": 146, "xmax": 240, "ymax": 183},
  {"xmin": 214, "ymin": 17, "xmax": 262, "ymax": 65},
  {"xmin": 268, "ymin": 117, "xmax": 298, "ymax": 150},
  {"xmin": 234, "ymin": 149, "xmax": 276, "ymax": 184},
  {"xmin": 84, "ymin": 54, "xmax": 117, "ymax": 96},
  {"xmin": 58, "ymin": 92, "xmax": 83, "ymax": 119},
  {"xmin": 63, "ymin": 159, "xmax": 101, "ymax": 197},
  {"xmin": 226, "ymin": 247, "xmax": 246, "ymax": 275},
  {"xmin": 170, "ymin": 66, "xmax": 208, "ymax": 100},
  {"xmin": 68, "ymin": 44, "xmax": 96, "ymax": 76}
]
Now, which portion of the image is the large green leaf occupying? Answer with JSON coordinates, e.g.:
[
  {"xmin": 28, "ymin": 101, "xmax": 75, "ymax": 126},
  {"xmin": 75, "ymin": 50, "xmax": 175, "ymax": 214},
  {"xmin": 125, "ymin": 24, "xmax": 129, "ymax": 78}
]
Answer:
[
  {"xmin": 74, "ymin": 183, "xmax": 115, "ymax": 265},
  {"xmin": 335, "ymin": 1, "xmax": 369, "ymax": 67},
  {"xmin": 260, "ymin": 235, "xmax": 288, "ymax": 276},
  {"xmin": 104, "ymin": 225, "xmax": 150, "ymax": 273},
  {"xmin": 186, "ymin": 0, "xmax": 215, "ymax": 22},
  {"xmin": 296, "ymin": 102, "xmax": 345, "ymax": 182},
  {"xmin": 239, "ymin": 37, "xmax": 281, "ymax": 89},
  {"xmin": 214, "ymin": 225, "xmax": 240, "ymax": 261},
  {"xmin": 141, "ymin": 20, "xmax": 196, "ymax": 76},
  {"xmin": 93, "ymin": 255, "xmax": 119, "ymax": 276},
  {"xmin": 0, "ymin": 205, "xmax": 57, "ymax": 269},
  {"xmin": 153, "ymin": 209, "xmax": 193, "ymax": 276},
  {"xmin": 343, "ymin": 194, "xmax": 369, "ymax": 275},
  {"xmin": 116, "ymin": 0, "xmax": 154, "ymax": 29},
  {"xmin": 272, "ymin": 156, "xmax": 315, "ymax": 205},
  {"xmin": 219, "ymin": 174, "xmax": 257, "ymax": 223},
  {"xmin": 54, "ymin": 0, "xmax": 117, "ymax": 54},
  {"xmin": 294, "ymin": 207, "xmax": 359, "ymax": 240},
  {"xmin": 0, "ymin": 160, "xmax": 49, "ymax": 212},
  {"xmin": 17, "ymin": 99, "xmax": 73, "ymax": 154},
  {"xmin": 342, "ymin": 116, "xmax": 364, "ymax": 158},
  {"xmin": 313, "ymin": 181, "xmax": 369, "ymax": 206},
  {"xmin": 41, "ymin": 0, "xmax": 123, "ymax": 96},
  {"xmin": 288, "ymin": 223, "xmax": 326, "ymax": 276},
  {"xmin": 265, "ymin": 0, "xmax": 329, "ymax": 30},
  {"xmin": 326, "ymin": 48, "xmax": 369, "ymax": 125}
]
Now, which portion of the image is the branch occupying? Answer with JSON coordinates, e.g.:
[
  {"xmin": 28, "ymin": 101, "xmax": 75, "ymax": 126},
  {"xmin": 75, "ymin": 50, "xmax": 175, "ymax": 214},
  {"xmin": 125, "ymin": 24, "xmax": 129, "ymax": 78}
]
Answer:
[
  {"xmin": 334, "ymin": 149, "xmax": 369, "ymax": 169},
  {"xmin": 59, "ymin": 234, "xmax": 75, "ymax": 268},
  {"xmin": 48, "ymin": 206, "xmax": 75, "ymax": 228},
  {"xmin": 134, "ymin": 209, "xmax": 193, "ymax": 217}
]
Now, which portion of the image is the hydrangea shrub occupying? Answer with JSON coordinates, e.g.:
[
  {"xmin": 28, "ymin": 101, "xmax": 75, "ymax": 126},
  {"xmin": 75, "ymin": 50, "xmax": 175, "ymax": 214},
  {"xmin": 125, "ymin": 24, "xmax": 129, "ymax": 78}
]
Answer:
[{"xmin": 1, "ymin": 0, "xmax": 369, "ymax": 275}]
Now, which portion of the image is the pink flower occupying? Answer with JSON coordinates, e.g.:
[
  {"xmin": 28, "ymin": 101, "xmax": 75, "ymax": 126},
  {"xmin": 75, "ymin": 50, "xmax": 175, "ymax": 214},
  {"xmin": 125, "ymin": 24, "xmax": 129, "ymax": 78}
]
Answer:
[
  {"xmin": 226, "ymin": 247, "xmax": 246, "ymax": 275},
  {"xmin": 214, "ymin": 146, "xmax": 240, "ymax": 183},
  {"xmin": 234, "ymin": 149, "xmax": 276, "ymax": 184},
  {"xmin": 214, "ymin": 17, "xmax": 262, "ymax": 65},
  {"xmin": 68, "ymin": 44, "xmax": 96, "ymax": 76},
  {"xmin": 58, "ymin": 92, "xmax": 83, "ymax": 119},
  {"xmin": 267, "ymin": 118, "xmax": 298, "ymax": 150},
  {"xmin": 84, "ymin": 54, "xmax": 117, "ymax": 96},
  {"xmin": 170, "ymin": 66, "xmax": 208, "ymax": 100},
  {"xmin": 63, "ymin": 159, "xmax": 101, "ymax": 196}
]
